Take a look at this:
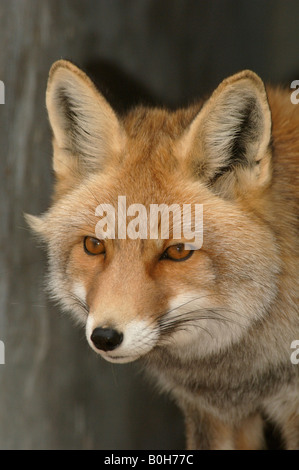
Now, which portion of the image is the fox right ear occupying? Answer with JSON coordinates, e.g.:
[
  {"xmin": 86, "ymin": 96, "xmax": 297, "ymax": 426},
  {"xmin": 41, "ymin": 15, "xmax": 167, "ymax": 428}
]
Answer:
[
  {"xmin": 178, "ymin": 70, "xmax": 272, "ymax": 198},
  {"xmin": 46, "ymin": 60, "xmax": 124, "ymax": 186}
]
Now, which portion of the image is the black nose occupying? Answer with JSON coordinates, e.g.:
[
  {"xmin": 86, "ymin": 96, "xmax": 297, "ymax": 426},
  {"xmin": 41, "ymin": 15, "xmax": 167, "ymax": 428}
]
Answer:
[{"xmin": 91, "ymin": 327, "xmax": 123, "ymax": 352}]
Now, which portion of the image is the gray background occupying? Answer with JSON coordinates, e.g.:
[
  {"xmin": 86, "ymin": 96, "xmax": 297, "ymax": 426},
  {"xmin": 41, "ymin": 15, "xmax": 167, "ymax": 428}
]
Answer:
[{"xmin": 0, "ymin": 0, "xmax": 298, "ymax": 450}]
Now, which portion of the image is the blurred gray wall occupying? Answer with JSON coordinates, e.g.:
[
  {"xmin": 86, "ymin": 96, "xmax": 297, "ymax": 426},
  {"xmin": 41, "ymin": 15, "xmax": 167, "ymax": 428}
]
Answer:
[{"xmin": 0, "ymin": 0, "xmax": 299, "ymax": 450}]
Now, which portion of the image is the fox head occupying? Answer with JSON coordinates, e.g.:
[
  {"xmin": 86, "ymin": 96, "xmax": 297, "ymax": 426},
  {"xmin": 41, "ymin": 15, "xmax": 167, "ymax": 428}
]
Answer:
[{"xmin": 27, "ymin": 60, "xmax": 279, "ymax": 364}]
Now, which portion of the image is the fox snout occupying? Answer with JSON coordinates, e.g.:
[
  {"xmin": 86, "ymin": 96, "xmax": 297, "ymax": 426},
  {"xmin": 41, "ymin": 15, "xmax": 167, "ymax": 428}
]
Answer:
[{"xmin": 85, "ymin": 310, "xmax": 160, "ymax": 363}]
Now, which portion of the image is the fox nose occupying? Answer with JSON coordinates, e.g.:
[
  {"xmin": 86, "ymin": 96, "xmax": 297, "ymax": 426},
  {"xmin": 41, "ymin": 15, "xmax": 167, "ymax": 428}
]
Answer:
[{"xmin": 90, "ymin": 327, "xmax": 123, "ymax": 352}]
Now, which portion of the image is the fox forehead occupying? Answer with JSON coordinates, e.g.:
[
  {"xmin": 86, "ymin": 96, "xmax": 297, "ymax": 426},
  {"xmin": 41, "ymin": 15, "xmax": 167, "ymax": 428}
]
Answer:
[
  {"xmin": 47, "ymin": 140, "xmax": 212, "ymax": 234},
  {"xmin": 92, "ymin": 106, "xmax": 205, "ymax": 201},
  {"xmin": 89, "ymin": 105, "xmax": 205, "ymax": 197},
  {"xmin": 122, "ymin": 105, "xmax": 202, "ymax": 143}
]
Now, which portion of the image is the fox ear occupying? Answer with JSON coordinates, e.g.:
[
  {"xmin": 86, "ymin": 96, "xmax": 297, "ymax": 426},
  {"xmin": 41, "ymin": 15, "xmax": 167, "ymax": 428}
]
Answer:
[
  {"xmin": 46, "ymin": 60, "xmax": 124, "ymax": 183},
  {"xmin": 179, "ymin": 70, "xmax": 272, "ymax": 197}
]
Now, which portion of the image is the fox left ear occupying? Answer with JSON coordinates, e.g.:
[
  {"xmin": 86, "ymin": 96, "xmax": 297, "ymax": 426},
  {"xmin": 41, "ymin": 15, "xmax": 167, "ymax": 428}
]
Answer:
[
  {"xmin": 46, "ymin": 60, "xmax": 124, "ymax": 189},
  {"xmin": 179, "ymin": 70, "xmax": 272, "ymax": 197}
]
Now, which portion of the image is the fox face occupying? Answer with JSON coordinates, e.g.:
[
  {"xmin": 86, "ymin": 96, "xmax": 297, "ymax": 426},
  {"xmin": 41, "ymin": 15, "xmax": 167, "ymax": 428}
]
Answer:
[{"xmin": 28, "ymin": 61, "xmax": 279, "ymax": 365}]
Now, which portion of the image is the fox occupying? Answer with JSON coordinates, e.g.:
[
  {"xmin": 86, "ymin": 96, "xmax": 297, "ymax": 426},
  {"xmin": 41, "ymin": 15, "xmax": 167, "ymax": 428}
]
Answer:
[{"xmin": 27, "ymin": 60, "xmax": 299, "ymax": 450}]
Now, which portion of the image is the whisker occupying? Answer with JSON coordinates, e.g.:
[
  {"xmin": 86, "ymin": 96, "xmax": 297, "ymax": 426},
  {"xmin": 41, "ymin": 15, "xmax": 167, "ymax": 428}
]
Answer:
[
  {"xmin": 67, "ymin": 292, "xmax": 89, "ymax": 315},
  {"xmin": 156, "ymin": 302, "xmax": 248, "ymax": 343}
]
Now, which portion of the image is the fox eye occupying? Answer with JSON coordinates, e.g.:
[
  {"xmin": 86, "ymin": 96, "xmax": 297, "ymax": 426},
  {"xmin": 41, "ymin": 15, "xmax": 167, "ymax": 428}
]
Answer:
[
  {"xmin": 160, "ymin": 243, "xmax": 193, "ymax": 262},
  {"xmin": 83, "ymin": 236, "xmax": 105, "ymax": 256}
]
